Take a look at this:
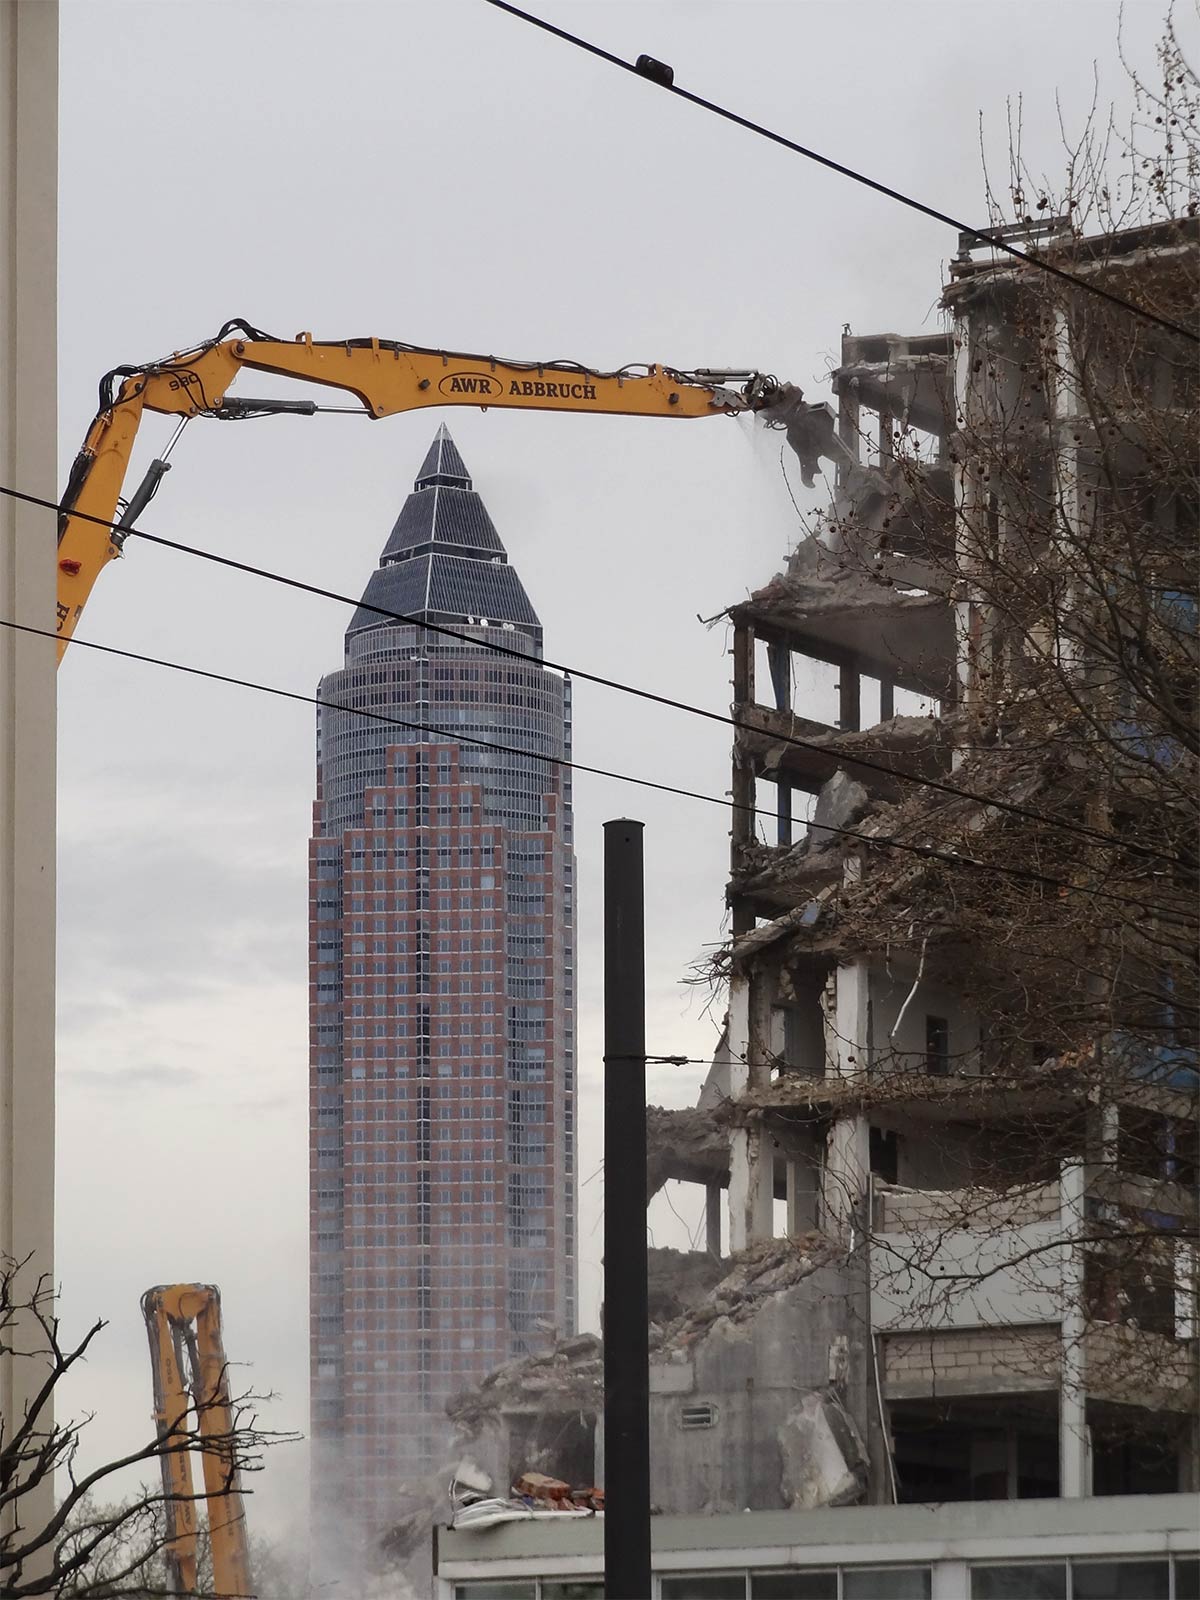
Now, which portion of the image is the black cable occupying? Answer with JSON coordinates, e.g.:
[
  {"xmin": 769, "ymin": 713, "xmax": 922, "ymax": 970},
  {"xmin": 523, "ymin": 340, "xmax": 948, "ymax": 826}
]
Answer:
[
  {"xmin": 481, "ymin": 0, "xmax": 1199, "ymax": 346},
  {"xmin": 7, "ymin": 482, "xmax": 1184, "ymax": 870},
  {"xmin": 606, "ymin": 1055, "xmax": 713, "ymax": 1066},
  {"xmin": 8, "ymin": 614, "xmax": 1189, "ymax": 921}
]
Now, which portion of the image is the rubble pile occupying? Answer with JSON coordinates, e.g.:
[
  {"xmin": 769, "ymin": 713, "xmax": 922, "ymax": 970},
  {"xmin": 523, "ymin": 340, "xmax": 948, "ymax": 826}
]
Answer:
[
  {"xmin": 720, "ymin": 1049, "xmax": 1194, "ymax": 1141},
  {"xmin": 646, "ymin": 1246, "xmax": 727, "ymax": 1325},
  {"xmin": 822, "ymin": 466, "xmax": 956, "ymax": 597},
  {"xmin": 733, "ymin": 531, "xmax": 953, "ymax": 629},
  {"xmin": 722, "ymin": 729, "xmax": 1080, "ymax": 978},
  {"xmin": 445, "ymin": 1331, "xmax": 602, "ymax": 1438},
  {"xmin": 656, "ymin": 1234, "xmax": 839, "ymax": 1351}
]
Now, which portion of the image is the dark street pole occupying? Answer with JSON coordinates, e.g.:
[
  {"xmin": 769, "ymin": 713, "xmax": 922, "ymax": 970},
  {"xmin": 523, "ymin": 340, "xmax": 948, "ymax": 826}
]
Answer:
[{"xmin": 602, "ymin": 819, "xmax": 651, "ymax": 1599}]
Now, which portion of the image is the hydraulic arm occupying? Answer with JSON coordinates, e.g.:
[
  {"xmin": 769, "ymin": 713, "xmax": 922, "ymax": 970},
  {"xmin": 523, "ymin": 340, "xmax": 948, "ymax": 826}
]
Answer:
[
  {"xmin": 142, "ymin": 1284, "xmax": 253, "ymax": 1600},
  {"xmin": 55, "ymin": 320, "xmax": 793, "ymax": 662}
]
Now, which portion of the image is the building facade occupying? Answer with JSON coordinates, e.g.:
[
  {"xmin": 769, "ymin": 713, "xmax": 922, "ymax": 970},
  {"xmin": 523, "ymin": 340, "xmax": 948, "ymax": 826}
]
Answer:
[
  {"xmin": 435, "ymin": 1496, "xmax": 1200, "ymax": 1599},
  {"xmin": 445, "ymin": 217, "xmax": 1198, "ymax": 1532},
  {"xmin": 309, "ymin": 427, "xmax": 577, "ymax": 1541},
  {"xmin": 702, "ymin": 218, "xmax": 1197, "ymax": 1508}
]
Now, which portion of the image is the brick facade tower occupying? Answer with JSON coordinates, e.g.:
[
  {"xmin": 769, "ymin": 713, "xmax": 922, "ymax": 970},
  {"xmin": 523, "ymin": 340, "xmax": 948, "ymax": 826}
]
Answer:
[{"xmin": 309, "ymin": 427, "xmax": 577, "ymax": 1543}]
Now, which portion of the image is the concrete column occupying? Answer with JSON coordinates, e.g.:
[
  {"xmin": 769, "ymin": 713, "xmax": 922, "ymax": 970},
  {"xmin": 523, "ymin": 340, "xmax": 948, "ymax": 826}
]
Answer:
[
  {"xmin": 837, "ymin": 663, "xmax": 861, "ymax": 732},
  {"xmin": 728, "ymin": 1136, "xmax": 773, "ymax": 1253},
  {"xmin": 1176, "ymin": 1240, "xmax": 1198, "ymax": 1342},
  {"xmin": 1051, "ymin": 308, "xmax": 1086, "ymax": 679},
  {"xmin": 704, "ymin": 1184, "xmax": 722, "ymax": 1260},
  {"xmin": 948, "ymin": 318, "xmax": 980, "ymax": 723},
  {"xmin": 952, "ymin": 455, "xmax": 984, "ymax": 716},
  {"xmin": 1059, "ymin": 1160, "xmax": 1089, "ymax": 1498},
  {"xmin": 767, "ymin": 643, "xmax": 792, "ymax": 848},
  {"xmin": 877, "ymin": 408, "xmax": 894, "ymax": 463},
  {"xmin": 933, "ymin": 1564, "xmax": 971, "ymax": 1600},
  {"xmin": 1179, "ymin": 1407, "xmax": 1199, "ymax": 1494},
  {"xmin": 727, "ymin": 971, "xmax": 774, "ymax": 1252},
  {"xmin": 822, "ymin": 961, "xmax": 870, "ymax": 1239},
  {"xmin": 0, "ymin": 0, "xmax": 59, "ymax": 1558},
  {"xmin": 785, "ymin": 1160, "xmax": 801, "ymax": 1237},
  {"xmin": 836, "ymin": 376, "xmax": 861, "ymax": 485},
  {"xmin": 730, "ymin": 624, "xmax": 756, "ymax": 901}
]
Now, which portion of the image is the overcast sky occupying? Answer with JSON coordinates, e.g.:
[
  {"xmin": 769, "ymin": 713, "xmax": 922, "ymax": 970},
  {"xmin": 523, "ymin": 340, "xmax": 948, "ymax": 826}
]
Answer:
[{"xmin": 51, "ymin": 0, "xmax": 1187, "ymax": 1544}]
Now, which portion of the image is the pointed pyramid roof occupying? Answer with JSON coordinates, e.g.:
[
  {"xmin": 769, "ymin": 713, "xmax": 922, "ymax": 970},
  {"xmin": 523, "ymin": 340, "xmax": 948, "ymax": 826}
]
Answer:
[
  {"xmin": 414, "ymin": 422, "xmax": 472, "ymax": 489},
  {"xmin": 381, "ymin": 425, "xmax": 505, "ymax": 565},
  {"xmin": 346, "ymin": 426, "xmax": 541, "ymax": 648}
]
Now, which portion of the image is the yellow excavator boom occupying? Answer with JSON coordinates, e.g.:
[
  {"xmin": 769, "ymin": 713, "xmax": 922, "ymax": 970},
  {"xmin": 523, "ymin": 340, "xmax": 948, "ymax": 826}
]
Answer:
[
  {"xmin": 55, "ymin": 322, "xmax": 787, "ymax": 661},
  {"xmin": 142, "ymin": 1284, "xmax": 253, "ymax": 1600}
]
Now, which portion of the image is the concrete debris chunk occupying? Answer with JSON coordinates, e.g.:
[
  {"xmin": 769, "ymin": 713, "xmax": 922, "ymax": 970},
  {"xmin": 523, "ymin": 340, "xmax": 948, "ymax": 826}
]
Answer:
[
  {"xmin": 513, "ymin": 1470, "xmax": 571, "ymax": 1504},
  {"xmin": 778, "ymin": 1390, "xmax": 868, "ymax": 1509},
  {"xmin": 811, "ymin": 769, "xmax": 871, "ymax": 843},
  {"xmin": 452, "ymin": 1458, "xmax": 493, "ymax": 1498},
  {"xmin": 647, "ymin": 1105, "xmax": 731, "ymax": 1196},
  {"xmin": 557, "ymin": 1332, "xmax": 601, "ymax": 1360}
]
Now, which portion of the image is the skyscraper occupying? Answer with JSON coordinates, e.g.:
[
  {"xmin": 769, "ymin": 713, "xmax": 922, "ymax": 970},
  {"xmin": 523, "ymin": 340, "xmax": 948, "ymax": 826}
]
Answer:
[{"xmin": 309, "ymin": 426, "xmax": 577, "ymax": 1539}]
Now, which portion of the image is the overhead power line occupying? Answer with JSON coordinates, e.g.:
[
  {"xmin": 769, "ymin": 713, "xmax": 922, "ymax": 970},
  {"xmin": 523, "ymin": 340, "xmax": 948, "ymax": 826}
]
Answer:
[
  {"xmin": 481, "ymin": 0, "xmax": 1199, "ymax": 346},
  {"xmin": 4, "ymin": 482, "xmax": 1184, "ymax": 871},
  {"xmin": 6, "ymin": 613, "xmax": 1188, "ymax": 923}
]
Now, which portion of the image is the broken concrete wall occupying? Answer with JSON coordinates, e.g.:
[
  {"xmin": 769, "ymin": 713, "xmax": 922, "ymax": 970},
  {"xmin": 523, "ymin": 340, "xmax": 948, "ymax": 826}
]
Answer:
[
  {"xmin": 443, "ymin": 1251, "xmax": 728, "ymax": 1493},
  {"xmin": 445, "ymin": 1330, "xmax": 603, "ymax": 1492},
  {"xmin": 445, "ymin": 1239, "xmax": 875, "ymax": 1517},
  {"xmin": 647, "ymin": 1243, "xmax": 865, "ymax": 1515}
]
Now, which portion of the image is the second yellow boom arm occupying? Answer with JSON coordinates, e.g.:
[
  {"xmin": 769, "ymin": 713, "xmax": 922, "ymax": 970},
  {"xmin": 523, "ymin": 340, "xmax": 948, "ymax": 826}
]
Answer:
[{"xmin": 142, "ymin": 1283, "xmax": 253, "ymax": 1600}]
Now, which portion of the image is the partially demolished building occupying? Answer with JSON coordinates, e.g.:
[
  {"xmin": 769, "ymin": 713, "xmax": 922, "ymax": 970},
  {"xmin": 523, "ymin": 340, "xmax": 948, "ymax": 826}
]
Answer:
[
  {"xmin": 443, "ymin": 217, "xmax": 1198, "ymax": 1533},
  {"xmin": 676, "ymin": 214, "xmax": 1197, "ymax": 1512}
]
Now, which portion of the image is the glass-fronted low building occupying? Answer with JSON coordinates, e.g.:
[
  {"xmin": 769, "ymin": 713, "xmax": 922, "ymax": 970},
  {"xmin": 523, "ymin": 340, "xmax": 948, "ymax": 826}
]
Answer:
[{"xmin": 433, "ymin": 1496, "xmax": 1200, "ymax": 1599}]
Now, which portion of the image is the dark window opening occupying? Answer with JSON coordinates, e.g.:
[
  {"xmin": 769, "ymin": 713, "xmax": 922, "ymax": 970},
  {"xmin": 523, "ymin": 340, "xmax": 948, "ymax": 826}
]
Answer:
[
  {"xmin": 1073, "ymin": 1560, "xmax": 1169, "ymax": 1600},
  {"xmin": 1119, "ymin": 1107, "xmax": 1197, "ymax": 1188},
  {"xmin": 1090, "ymin": 1406, "xmax": 1180, "ymax": 1496},
  {"xmin": 925, "ymin": 1015, "xmax": 949, "ymax": 1075},
  {"xmin": 891, "ymin": 1403, "xmax": 1058, "ymax": 1503},
  {"xmin": 870, "ymin": 1126, "xmax": 899, "ymax": 1185},
  {"xmin": 971, "ymin": 1564, "xmax": 1066, "ymax": 1600},
  {"xmin": 661, "ymin": 1581, "xmax": 745, "ymax": 1600},
  {"xmin": 1085, "ymin": 1250, "xmax": 1179, "ymax": 1336},
  {"xmin": 752, "ymin": 1576, "xmax": 837, "ymax": 1600}
]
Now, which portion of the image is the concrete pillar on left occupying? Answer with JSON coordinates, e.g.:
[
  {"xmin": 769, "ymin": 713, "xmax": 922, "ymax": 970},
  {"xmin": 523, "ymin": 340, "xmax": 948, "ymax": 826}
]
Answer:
[
  {"xmin": 0, "ymin": 0, "xmax": 59, "ymax": 1551},
  {"xmin": 727, "ymin": 970, "xmax": 775, "ymax": 1251},
  {"xmin": 821, "ymin": 960, "xmax": 870, "ymax": 1239}
]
